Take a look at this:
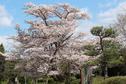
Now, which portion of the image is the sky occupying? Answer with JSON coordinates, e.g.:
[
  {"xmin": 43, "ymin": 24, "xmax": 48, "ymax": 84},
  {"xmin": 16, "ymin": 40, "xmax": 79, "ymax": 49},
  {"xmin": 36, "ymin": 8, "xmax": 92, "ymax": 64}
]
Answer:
[{"xmin": 0, "ymin": 0, "xmax": 126, "ymax": 50}]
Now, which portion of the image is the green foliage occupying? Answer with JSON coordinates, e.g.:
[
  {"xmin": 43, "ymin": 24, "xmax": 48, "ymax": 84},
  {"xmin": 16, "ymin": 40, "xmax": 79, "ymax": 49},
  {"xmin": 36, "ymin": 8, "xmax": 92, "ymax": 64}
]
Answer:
[
  {"xmin": 91, "ymin": 26, "xmax": 103, "ymax": 36},
  {"xmin": 90, "ymin": 27, "xmax": 118, "ymax": 64},
  {"xmin": 18, "ymin": 76, "xmax": 32, "ymax": 84},
  {"xmin": 87, "ymin": 59, "xmax": 99, "ymax": 65},
  {"xmin": 37, "ymin": 76, "xmax": 79, "ymax": 84},
  {"xmin": 102, "ymin": 40, "xmax": 121, "ymax": 66},
  {"xmin": 59, "ymin": 59, "xmax": 71, "ymax": 76},
  {"xmin": 101, "ymin": 76, "xmax": 126, "ymax": 84},
  {"xmin": 84, "ymin": 40, "xmax": 121, "ymax": 66},
  {"xmin": 71, "ymin": 79, "xmax": 80, "ymax": 84},
  {"xmin": 0, "ymin": 80, "xmax": 8, "ymax": 84},
  {"xmin": 3, "ymin": 61, "xmax": 17, "ymax": 80},
  {"xmin": 84, "ymin": 45, "xmax": 99, "ymax": 56},
  {"xmin": 93, "ymin": 76, "xmax": 126, "ymax": 84},
  {"xmin": 120, "ymin": 47, "xmax": 126, "ymax": 64},
  {"xmin": 90, "ymin": 26, "xmax": 120, "ymax": 77},
  {"xmin": 0, "ymin": 44, "xmax": 5, "ymax": 53},
  {"xmin": 108, "ymin": 59, "xmax": 122, "ymax": 66},
  {"xmin": 103, "ymin": 28, "xmax": 115, "ymax": 38},
  {"xmin": 91, "ymin": 26, "xmax": 115, "ymax": 38},
  {"xmin": 0, "ymin": 44, "xmax": 5, "ymax": 81}
]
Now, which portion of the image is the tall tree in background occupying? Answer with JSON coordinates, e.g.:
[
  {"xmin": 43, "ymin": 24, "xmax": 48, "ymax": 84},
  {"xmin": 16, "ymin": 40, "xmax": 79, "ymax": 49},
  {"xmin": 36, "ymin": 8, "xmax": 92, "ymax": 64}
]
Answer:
[
  {"xmin": 114, "ymin": 14, "xmax": 126, "ymax": 62},
  {"xmin": 90, "ymin": 26, "xmax": 116, "ymax": 78},
  {"xmin": 115, "ymin": 14, "xmax": 126, "ymax": 46},
  {"xmin": 12, "ymin": 3, "xmax": 92, "ymax": 84},
  {"xmin": 0, "ymin": 44, "xmax": 5, "ymax": 53},
  {"xmin": 0, "ymin": 43, "xmax": 5, "ymax": 82}
]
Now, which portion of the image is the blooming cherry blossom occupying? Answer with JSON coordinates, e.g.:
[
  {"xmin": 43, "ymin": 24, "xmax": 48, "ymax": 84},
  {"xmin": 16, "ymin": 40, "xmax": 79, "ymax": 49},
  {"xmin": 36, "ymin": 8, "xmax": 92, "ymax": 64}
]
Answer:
[{"xmin": 12, "ymin": 3, "xmax": 94, "ymax": 78}]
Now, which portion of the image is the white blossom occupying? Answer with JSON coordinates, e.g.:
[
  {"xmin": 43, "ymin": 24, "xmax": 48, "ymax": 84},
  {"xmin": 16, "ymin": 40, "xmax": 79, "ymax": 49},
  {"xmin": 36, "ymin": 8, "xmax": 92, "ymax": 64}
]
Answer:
[{"xmin": 12, "ymin": 3, "xmax": 93, "ymax": 77}]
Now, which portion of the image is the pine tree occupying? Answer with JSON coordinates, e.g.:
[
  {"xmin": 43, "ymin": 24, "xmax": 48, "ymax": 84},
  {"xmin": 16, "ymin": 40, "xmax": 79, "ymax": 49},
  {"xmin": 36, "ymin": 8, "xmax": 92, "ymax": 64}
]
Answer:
[
  {"xmin": 0, "ymin": 44, "xmax": 5, "ymax": 53},
  {"xmin": 90, "ymin": 26, "xmax": 117, "ymax": 78},
  {"xmin": 0, "ymin": 44, "xmax": 5, "ymax": 81}
]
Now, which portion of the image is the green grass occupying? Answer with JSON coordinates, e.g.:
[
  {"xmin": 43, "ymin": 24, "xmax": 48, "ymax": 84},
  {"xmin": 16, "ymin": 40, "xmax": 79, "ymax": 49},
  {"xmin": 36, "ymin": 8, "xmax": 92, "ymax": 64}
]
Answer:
[
  {"xmin": 0, "ymin": 80, "xmax": 8, "ymax": 84},
  {"xmin": 2, "ymin": 76, "xmax": 126, "ymax": 84},
  {"xmin": 93, "ymin": 76, "xmax": 104, "ymax": 84},
  {"xmin": 93, "ymin": 76, "xmax": 126, "ymax": 84},
  {"xmin": 101, "ymin": 76, "xmax": 126, "ymax": 84}
]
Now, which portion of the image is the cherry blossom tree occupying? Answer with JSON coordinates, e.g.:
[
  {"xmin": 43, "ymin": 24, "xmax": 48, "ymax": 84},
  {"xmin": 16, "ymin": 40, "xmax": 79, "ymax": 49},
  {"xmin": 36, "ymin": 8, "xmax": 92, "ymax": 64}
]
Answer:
[{"xmin": 11, "ymin": 2, "xmax": 95, "ymax": 84}]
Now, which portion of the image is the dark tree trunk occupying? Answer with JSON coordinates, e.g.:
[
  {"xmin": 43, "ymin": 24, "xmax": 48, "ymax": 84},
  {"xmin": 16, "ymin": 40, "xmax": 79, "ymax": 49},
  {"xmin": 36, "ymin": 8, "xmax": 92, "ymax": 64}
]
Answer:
[
  {"xmin": 8, "ymin": 78, "xmax": 16, "ymax": 84},
  {"xmin": 99, "ymin": 36, "xmax": 108, "ymax": 79}
]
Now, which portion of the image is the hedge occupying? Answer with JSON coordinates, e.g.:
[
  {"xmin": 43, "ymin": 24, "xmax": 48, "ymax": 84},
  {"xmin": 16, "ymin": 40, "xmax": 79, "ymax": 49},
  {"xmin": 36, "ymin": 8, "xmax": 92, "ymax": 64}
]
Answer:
[{"xmin": 101, "ymin": 76, "xmax": 126, "ymax": 84}]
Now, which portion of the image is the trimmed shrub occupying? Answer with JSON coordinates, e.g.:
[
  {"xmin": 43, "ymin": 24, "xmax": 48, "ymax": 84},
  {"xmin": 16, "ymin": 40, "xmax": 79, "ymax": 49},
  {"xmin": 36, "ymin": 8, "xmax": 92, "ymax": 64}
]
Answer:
[{"xmin": 101, "ymin": 76, "xmax": 126, "ymax": 84}]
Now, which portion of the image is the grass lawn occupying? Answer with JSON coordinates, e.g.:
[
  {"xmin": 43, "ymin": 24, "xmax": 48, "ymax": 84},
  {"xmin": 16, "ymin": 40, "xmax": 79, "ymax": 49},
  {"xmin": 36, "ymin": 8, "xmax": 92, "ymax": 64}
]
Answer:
[
  {"xmin": 3, "ymin": 76, "xmax": 126, "ymax": 84},
  {"xmin": 93, "ymin": 76, "xmax": 104, "ymax": 84}
]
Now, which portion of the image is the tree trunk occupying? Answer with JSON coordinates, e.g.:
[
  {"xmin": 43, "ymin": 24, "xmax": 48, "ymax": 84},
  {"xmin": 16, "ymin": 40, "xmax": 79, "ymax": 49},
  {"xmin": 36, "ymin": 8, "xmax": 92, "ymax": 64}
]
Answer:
[
  {"xmin": 36, "ymin": 79, "xmax": 38, "ymax": 84},
  {"xmin": 104, "ymin": 65, "xmax": 108, "ymax": 78},
  {"xmin": 100, "ymin": 36, "xmax": 108, "ymax": 79},
  {"xmin": 84, "ymin": 65, "xmax": 88, "ymax": 84},
  {"xmin": 8, "ymin": 77, "xmax": 16, "ymax": 84},
  {"xmin": 15, "ymin": 76, "xmax": 20, "ymax": 84},
  {"xmin": 33, "ymin": 80, "xmax": 36, "ymax": 84},
  {"xmin": 80, "ymin": 65, "xmax": 92, "ymax": 84},
  {"xmin": 45, "ymin": 76, "xmax": 49, "ymax": 84}
]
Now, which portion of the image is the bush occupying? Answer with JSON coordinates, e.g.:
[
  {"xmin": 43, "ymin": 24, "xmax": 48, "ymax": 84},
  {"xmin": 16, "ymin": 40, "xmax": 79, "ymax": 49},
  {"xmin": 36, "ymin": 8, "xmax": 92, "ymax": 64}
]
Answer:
[
  {"xmin": 71, "ymin": 79, "xmax": 80, "ymax": 84},
  {"xmin": 101, "ymin": 76, "xmax": 126, "ymax": 84}
]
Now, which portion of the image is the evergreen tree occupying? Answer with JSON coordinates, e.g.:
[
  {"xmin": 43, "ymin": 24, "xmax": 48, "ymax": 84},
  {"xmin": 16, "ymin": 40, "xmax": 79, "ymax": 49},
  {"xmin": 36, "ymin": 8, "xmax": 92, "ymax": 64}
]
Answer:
[
  {"xmin": 0, "ymin": 43, "xmax": 5, "ymax": 81},
  {"xmin": 90, "ymin": 26, "xmax": 118, "ymax": 78},
  {"xmin": 0, "ymin": 44, "xmax": 5, "ymax": 53}
]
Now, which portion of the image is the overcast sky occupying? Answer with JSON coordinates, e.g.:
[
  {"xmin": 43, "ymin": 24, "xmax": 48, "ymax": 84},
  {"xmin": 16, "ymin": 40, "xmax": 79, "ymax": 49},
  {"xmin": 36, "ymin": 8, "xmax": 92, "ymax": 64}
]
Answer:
[{"xmin": 0, "ymin": 0, "xmax": 126, "ymax": 50}]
